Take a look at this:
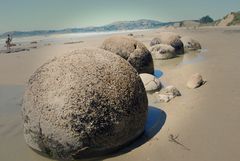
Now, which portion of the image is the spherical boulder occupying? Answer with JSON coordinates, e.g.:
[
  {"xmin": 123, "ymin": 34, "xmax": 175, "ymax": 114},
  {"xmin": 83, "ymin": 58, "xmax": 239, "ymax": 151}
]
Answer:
[
  {"xmin": 150, "ymin": 32, "xmax": 184, "ymax": 54},
  {"xmin": 150, "ymin": 44, "xmax": 176, "ymax": 60},
  {"xmin": 180, "ymin": 36, "xmax": 201, "ymax": 51},
  {"xmin": 101, "ymin": 36, "xmax": 154, "ymax": 74},
  {"xmin": 22, "ymin": 48, "xmax": 148, "ymax": 160}
]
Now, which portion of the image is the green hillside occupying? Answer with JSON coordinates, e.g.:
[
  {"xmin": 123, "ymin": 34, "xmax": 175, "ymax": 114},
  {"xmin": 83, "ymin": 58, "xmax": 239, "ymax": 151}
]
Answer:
[{"xmin": 228, "ymin": 11, "xmax": 240, "ymax": 26}]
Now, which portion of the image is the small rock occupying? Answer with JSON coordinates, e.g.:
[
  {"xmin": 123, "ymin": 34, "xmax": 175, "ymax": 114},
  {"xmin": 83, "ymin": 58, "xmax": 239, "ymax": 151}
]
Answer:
[
  {"xmin": 156, "ymin": 86, "xmax": 181, "ymax": 102},
  {"xmin": 128, "ymin": 33, "xmax": 134, "ymax": 36},
  {"xmin": 157, "ymin": 94, "xmax": 174, "ymax": 103},
  {"xmin": 150, "ymin": 37, "xmax": 161, "ymax": 47},
  {"xmin": 140, "ymin": 73, "xmax": 162, "ymax": 92},
  {"xmin": 187, "ymin": 73, "xmax": 205, "ymax": 89},
  {"xmin": 162, "ymin": 86, "xmax": 181, "ymax": 96},
  {"xmin": 30, "ymin": 41, "xmax": 38, "ymax": 44}
]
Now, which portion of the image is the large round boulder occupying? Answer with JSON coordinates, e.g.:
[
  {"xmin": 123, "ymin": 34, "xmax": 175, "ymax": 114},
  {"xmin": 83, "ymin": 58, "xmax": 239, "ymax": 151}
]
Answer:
[
  {"xmin": 150, "ymin": 44, "xmax": 176, "ymax": 60},
  {"xmin": 101, "ymin": 36, "xmax": 154, "ymax": 74},
  {"xmin": 180, "ymin": 36, "xmax": 201, "ymax": 51},
  {"xmin": 22, "ymin": 48, "xmax": 148, "ymax": 160},
  {"xmin": 150, "ymin": 32, "xmax": 184, "ymax": 54}
]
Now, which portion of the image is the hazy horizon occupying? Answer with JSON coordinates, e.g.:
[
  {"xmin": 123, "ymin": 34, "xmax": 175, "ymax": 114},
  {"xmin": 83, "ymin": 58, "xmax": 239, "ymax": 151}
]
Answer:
[{"xmin": 0, "ymin": 0, "xmax": 239, "ymax": 33}]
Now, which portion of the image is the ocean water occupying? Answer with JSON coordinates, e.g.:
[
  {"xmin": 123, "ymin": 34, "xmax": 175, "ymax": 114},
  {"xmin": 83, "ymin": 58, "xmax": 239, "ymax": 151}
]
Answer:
[{"xmin": 0, "ymin": 29, "xmax": 151, "ymax": 48}]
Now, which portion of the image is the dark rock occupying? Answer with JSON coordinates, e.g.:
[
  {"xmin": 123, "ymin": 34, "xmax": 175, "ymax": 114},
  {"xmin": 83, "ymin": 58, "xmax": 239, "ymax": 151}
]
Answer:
[{"xmin": 156, "ymin": 86, "xmax": 181, "ymax": 103}]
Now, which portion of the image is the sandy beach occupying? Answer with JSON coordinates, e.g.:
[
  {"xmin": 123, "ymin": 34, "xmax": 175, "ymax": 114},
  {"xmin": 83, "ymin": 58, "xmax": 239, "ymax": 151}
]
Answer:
[{"xmin": 1, "ymin": 26, "xmax": 240, "ymax": 161}]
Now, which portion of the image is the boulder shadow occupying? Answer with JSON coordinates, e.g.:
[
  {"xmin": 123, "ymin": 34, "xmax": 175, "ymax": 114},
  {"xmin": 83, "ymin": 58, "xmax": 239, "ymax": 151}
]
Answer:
[
  {"xmin": 154, "ymin": 69, "xmax": 163, "ymax": 78},
  {"xmin": 31, "ymin": 106, "xmax": 167, "ymax": 161},
  {"xmin": 99, "ymin": 106, "xmax": 167, "ymax": 160}
]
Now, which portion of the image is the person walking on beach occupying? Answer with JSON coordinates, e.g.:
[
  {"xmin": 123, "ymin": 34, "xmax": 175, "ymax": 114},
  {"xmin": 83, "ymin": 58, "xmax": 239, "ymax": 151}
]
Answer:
[{"xmin": 6, "ymin": 34, "xmax": 12, "ymax": 51}]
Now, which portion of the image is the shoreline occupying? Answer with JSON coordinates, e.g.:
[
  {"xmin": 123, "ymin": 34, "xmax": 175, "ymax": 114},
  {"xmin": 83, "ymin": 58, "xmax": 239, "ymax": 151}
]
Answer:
[{"xmin": 0, "ymin": 28, "xmax": 155, "ymax": 47}]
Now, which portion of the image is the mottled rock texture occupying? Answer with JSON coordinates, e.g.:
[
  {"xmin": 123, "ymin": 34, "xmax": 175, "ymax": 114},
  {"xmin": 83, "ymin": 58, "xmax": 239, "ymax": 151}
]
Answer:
[
  {"xmin": 22, "ymin": 48, "xmax": 148, "ymax": 160},
  {"xmin": 156, "ymin": 86, "xmax": 181, "ymax": 103},
  {"xmin": 101, "ymin": 36, "xmax": 154, "ymax": 74},
  {"xmin": 180, "ymin": 36, "xmax": 201, "ymax": 51},
  {"xmin": 150, "ymin": 44, "xmax": 176, "ymax": 60},
  {"xmin": 150, "ymin": 32, "xmax": 184, "ymax": 54}
]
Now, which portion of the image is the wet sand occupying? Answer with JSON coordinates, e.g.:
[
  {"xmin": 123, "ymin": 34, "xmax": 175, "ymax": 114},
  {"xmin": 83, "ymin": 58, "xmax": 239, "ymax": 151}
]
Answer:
[{"xmin": 1, "ymin": 26, "xmax": 240, "ymax": 161}]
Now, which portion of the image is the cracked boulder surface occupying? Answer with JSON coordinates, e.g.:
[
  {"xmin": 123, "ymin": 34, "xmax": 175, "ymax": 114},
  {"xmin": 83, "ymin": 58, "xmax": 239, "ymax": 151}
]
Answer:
[
  {"xmin": 22, "ymin": 48, "xmax": 148, "ymax": 160},
  {"xmin": 101, "ymin": 36, "xmax": 154, "ymax": 74},
  {"xmin": 139, "ymin": 73, "xmax": 162, "ymax": 92},
  {"xmin": 150, "ymin": 32, "xmax": 184, "ymax": 54}
]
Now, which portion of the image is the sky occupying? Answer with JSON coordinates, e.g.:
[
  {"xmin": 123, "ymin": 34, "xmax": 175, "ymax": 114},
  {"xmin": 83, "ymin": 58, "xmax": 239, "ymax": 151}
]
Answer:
[{"xmin": 0, "ymin": 0, "xmax": 239, "ymax": 33}]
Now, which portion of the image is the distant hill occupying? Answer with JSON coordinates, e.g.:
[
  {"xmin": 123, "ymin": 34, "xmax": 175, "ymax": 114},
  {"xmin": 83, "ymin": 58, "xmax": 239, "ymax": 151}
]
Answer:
[
  {"xmin": 216, "ymin": 11, "xmax": 240, "ymax": 26},
  {"xmin": 199, "ymin": 15, "xmax": 214, "ymax": 24},
  {"xmin": 172, "ymin": 16, "xmax": 214, "ymax": 28},
  {"xmin": 175, "ymin": 12, "xmax": 240, "ymax": 28},
  {"xmin": 0, "ymin": 19, "xmax": 174, "ymax": 38},
  {"xmin": 179, "ymin": 20, "xmax": 200, "ymax": 27},
  {"xmin": 2, "ymin": 12, "xmax": 239, "ymax": 38}
]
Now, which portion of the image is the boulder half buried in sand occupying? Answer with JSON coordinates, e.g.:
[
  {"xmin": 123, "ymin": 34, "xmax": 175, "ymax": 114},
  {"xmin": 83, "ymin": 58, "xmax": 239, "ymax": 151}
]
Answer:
[
  {"xmin": 150, "ymin": 44, "xmax": 176, "ymax": 60},
  {"xmin": 180, "ymin": 36, "xmax": 201, "ymax": 51},
  {"xmin": 140, "ymin": 73, "xmax": 162, "ymax": 92},
  {"xmin": 150, "ymin": 32, "xmax": 184, "ymax": 54},
  {"xmin": 22, "ymin": 48, "xmax": 148, "ymax": 160},
  {"xmin": 101, "ymin": 36, "xmax": 154, "ymax": 74}
]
